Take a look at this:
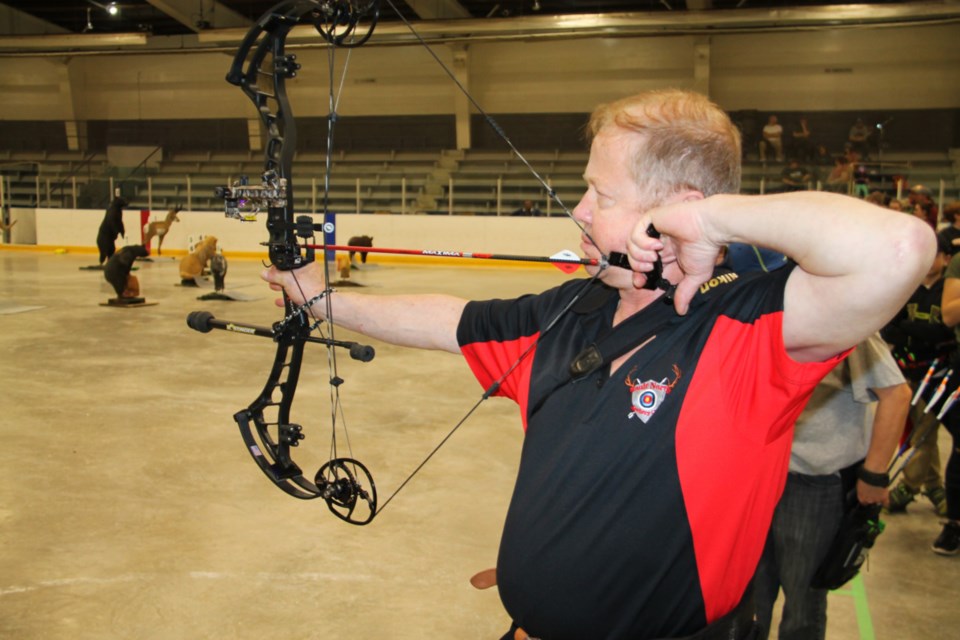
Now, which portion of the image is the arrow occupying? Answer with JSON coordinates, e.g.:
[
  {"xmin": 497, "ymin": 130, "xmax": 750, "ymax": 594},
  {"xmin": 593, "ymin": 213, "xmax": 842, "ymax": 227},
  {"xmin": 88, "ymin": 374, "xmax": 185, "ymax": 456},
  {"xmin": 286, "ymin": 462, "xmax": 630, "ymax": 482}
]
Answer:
[
  {"xmin": 925, "ymin": 368, "xmax": 953, "ymax": 413},
  {"xmin": 304, "ymin": 244, "xmax": 598, "ymax": 274},
  {"xmin": 937, "ymin": 385, "xmax": 960, "ymax": 420},
  {"xmin": 910, "ymin": 358, "xmax": 939, "ymax": 406}
]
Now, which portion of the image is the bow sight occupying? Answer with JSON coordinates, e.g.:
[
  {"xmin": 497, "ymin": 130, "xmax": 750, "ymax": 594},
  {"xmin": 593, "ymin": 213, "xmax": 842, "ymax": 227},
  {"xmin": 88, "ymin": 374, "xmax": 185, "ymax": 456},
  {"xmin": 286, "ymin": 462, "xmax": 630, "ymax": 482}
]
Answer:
[{"xmin": 214, "ymin": 174, "xmax": 286, "ymax": 221}]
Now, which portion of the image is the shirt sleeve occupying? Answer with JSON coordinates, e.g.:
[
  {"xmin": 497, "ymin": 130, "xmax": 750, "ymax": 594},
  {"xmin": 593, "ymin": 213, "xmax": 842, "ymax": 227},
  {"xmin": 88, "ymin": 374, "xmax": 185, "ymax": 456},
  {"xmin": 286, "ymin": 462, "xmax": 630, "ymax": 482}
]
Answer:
[
  {"xmin": 457, "ymin": 291, "xmax": 551, "ymax": 411},
  {"xmin": 848, "ymin": 332, "xmax": 907, "ymax": 404}
]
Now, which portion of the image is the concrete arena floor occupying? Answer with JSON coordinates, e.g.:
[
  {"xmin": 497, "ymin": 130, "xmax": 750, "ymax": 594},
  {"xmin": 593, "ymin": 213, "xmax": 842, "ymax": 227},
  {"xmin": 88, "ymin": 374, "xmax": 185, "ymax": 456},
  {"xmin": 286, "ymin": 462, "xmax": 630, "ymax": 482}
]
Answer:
[{"xmin": 1, "ymin": 249, "xmax": 958, "ymax": 639}]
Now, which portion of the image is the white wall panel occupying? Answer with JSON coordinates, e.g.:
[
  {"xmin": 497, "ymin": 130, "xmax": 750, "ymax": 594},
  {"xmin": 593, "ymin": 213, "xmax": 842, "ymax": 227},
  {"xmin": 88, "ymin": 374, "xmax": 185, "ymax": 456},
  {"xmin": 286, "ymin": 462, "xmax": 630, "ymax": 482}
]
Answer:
[
  {"xmin": 710, "ymin": 24, "xmax": 960, "ymax": 110},
  {"xmin": 31, "ymin": 207, "xmax": 584, "ymax": 260},
  {"xmin": 286, "ymin": 46, "xmax": 459, "ymax": 117},
  {"xmin": 469, "ymin": 37, "xmax": 697, "ymax": 113},
  {"xmin": 0, "ymin": 58, "xmax": 71, "ymax": 120},
  {"xmin": 69, "ymin": 52, "xmax": 252, "ymax": 120}
]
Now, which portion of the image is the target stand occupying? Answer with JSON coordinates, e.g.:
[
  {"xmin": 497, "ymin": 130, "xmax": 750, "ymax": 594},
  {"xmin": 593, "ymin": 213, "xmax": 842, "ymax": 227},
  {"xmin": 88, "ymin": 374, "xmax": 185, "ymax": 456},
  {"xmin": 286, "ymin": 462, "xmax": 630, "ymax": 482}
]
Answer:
[{"xmin": 100, "ymin": 297, "xmax": 157, "ymax": 308}]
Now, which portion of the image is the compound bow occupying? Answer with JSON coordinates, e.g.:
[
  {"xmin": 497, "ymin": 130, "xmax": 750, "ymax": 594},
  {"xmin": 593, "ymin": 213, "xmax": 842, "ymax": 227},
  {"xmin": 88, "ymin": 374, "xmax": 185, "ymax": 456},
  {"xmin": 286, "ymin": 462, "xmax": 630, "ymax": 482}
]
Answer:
[
  {"xmin": 188, "ymin": 0, "xmax": 669, "ymax": 526},
  {"xmin": 187, "ymin": 0, "xmax": 383, "ymax": 525}
]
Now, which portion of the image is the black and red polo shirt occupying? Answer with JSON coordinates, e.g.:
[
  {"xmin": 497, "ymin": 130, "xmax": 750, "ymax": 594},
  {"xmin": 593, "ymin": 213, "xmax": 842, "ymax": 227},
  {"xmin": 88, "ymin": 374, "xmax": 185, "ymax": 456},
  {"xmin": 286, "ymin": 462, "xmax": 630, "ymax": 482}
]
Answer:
[{"xmin": 456, "ymin": 266, "xmax": 844, "ymax": 639}]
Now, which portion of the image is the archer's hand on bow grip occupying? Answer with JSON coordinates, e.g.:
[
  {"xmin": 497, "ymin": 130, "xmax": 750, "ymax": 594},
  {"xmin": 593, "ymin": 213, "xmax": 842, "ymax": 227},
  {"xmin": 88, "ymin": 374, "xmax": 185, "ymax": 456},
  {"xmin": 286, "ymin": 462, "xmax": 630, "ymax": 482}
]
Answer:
[{"xmin": 261, "ymin": 262, "xmax": 327, "ymax": 310}]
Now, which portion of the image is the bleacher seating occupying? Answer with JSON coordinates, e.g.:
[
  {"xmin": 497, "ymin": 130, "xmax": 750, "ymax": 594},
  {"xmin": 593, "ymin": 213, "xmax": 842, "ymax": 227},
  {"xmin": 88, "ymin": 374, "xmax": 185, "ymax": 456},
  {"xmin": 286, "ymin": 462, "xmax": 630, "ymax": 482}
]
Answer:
[
  {"xmin": 2, "ymin": 147, "xmax": 957, "ymax": 214},
  {"xmin": 0, "ymin": 149, "xmax": 109, "ymax": 208}
]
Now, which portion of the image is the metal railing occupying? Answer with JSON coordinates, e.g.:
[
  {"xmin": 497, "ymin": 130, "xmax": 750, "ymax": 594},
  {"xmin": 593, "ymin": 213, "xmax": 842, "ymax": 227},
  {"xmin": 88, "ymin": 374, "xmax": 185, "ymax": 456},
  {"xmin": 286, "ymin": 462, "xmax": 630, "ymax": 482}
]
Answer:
[{"xmin": 3, "ymin": 158, "xmax": 957, "ymax": 216}]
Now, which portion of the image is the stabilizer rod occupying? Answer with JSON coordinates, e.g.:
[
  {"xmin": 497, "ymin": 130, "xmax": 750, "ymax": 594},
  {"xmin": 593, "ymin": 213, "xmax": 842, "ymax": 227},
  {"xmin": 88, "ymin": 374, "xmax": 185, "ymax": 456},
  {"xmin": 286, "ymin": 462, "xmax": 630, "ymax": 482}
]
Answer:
[{"xmin": 187, "ymin": 311, "xmax": 374, "ymax": 362}]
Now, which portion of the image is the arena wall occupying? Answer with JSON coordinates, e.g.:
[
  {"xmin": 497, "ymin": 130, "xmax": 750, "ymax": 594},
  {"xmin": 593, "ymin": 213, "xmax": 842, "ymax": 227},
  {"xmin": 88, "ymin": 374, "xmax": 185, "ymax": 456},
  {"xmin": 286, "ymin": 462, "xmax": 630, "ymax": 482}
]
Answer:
[{"xmin": 4, "ymin": 207, "xmax": 583, "ymax": 266}]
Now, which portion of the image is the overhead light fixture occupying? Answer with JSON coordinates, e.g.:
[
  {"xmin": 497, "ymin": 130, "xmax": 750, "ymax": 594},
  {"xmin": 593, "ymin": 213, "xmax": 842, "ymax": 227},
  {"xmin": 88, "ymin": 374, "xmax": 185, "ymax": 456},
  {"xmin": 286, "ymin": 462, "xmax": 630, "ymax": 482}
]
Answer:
[
  {"xmin": 87, "ymin": 1, "xmax": 120, "ymax": 18},
  {"xmin": 83, "ymin": 7, "xmax": 94, "ymax": 32}
]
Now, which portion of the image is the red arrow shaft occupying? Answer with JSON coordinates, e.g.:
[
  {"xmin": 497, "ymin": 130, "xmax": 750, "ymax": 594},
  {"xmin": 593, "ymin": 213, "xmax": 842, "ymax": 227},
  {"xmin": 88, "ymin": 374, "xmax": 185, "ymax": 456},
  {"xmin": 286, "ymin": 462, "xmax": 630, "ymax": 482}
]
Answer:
[{"xmin": 304, "ymin": 244, "xmax": 599, "ymax": 266}]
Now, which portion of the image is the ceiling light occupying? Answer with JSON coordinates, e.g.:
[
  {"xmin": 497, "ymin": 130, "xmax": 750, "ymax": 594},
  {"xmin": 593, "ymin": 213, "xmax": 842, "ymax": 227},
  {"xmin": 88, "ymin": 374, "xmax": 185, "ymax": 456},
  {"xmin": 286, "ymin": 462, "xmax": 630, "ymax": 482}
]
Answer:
[{"xmin": 107, "ymin": 2, "xmax": 119, "ymax": 16}]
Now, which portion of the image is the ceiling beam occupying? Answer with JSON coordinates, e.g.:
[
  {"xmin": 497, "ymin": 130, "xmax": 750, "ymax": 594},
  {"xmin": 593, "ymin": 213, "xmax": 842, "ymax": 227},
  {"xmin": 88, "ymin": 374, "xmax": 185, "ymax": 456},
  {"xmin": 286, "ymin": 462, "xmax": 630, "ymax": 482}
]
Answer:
[
  {"xmin": 4, "ymin": 1, "xmax": 960, "ymax": 54},
  {"xmin": 405, "ymin": 0, "xmax": 471, "ymax": 20},
  {"xmin": 0, "ymin": 31, "xmax": 147, "ymax": 50},
  {"xmin": 196, "ymin": 2, "xmax": 960, "ymax": 47},
  {"xmin": 145, "ymin": 0, "xmax": 250, "ymax": 33},
  {"xmin": 0, "ymin": 2, "xmax": 70, "ymax": 36}
]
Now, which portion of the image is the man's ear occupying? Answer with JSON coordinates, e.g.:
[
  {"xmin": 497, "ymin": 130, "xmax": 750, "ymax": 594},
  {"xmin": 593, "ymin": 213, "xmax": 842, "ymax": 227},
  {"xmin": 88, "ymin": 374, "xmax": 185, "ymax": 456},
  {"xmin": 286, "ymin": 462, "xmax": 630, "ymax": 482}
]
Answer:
[{"xmin": 663, "ymin": 189, "xmax": 704, "ymax": 205}]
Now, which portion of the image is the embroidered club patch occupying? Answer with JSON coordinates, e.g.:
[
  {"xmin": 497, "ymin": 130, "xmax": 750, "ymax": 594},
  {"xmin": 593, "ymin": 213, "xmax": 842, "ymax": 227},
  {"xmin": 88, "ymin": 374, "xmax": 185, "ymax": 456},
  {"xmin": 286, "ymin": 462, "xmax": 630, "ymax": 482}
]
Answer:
[{"xmin": 625, "ymin": 365, "xmax": 681, "ymax": 423}]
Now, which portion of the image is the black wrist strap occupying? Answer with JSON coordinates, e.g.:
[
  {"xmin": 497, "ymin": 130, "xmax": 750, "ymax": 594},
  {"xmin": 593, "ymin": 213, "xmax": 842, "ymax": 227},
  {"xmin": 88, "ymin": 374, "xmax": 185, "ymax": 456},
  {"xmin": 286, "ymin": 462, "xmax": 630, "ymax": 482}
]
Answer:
[{"xmin": 856, "ymin": 465, "xmax": 890, "ymax": 488}]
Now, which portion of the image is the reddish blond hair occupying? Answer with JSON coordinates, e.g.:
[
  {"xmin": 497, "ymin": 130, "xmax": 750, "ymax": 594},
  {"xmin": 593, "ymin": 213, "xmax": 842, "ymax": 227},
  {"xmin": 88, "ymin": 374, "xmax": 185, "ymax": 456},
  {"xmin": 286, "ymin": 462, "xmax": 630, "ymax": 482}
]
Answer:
[{"xmin": 588, "ymin": 89, "xmax": 741, "ymax": 203}]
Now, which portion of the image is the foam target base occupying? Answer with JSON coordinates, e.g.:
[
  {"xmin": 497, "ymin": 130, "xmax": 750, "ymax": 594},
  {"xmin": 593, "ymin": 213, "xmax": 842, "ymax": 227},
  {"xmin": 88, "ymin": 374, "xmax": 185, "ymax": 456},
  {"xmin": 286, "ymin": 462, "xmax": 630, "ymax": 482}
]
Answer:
[{"xmin": 100, "ymin": 297, "xmax": 157, "ymax": 308}]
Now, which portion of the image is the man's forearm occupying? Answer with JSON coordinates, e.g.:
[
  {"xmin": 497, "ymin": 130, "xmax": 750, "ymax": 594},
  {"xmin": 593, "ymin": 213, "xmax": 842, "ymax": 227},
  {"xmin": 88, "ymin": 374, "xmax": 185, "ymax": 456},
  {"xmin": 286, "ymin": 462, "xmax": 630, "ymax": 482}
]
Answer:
[
  {"xmin": 863, "ymin": 383, "xmax": 912, "ymax": 474},
  {"xmin": 703, "ymin": 192, "xmax": 935, "ymax": 359},
  {"xmin": 311, "ymin": 291, "xmax": 467, "ymax": 354},
  {"xmin": 262, "ymin": 262, "xmax": 467, "ymax": 354},
  {"xmin": 857, "ymin": 382, "xmax": 912, "ymax": 504},
  {"xmin": 704, "ymin": 192, "xmax": 926, "ymax": 278}
]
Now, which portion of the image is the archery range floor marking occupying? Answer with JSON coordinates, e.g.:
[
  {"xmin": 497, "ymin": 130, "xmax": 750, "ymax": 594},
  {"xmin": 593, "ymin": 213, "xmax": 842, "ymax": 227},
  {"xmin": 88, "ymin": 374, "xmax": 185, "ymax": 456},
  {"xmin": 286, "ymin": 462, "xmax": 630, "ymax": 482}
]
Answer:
[
  {"xmin": 0, "ymin": 571, "xmax": 376, "ymax": 597},
  {"xmin": 0, "ymin": 301, "xmax": 45, "ymax": 315},
  {"xmin": 0, "ymin": 574, "xmax": 145, "ymax": 596},
  {"xmin": 828, "ymin": 574, "xmax": 876, "ymax": 640}
]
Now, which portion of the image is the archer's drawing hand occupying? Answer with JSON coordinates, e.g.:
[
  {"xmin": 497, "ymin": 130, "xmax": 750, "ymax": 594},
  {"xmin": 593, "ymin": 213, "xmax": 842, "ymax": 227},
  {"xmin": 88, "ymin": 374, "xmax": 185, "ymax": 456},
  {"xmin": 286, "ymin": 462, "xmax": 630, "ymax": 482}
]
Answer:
[
  {"xmin": 261, "ymin": 261, "xmax": 327, "ymax": 309},
  {"xmin": 627, "ymin": 196, "xmax": 722, "ymax": 315}
]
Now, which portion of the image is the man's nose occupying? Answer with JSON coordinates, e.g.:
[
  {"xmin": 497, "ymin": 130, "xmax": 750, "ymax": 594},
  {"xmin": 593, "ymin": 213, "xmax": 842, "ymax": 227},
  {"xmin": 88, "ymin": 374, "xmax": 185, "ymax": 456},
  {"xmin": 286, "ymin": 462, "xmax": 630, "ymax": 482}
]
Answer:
[{"xmin": 572, "ymin": 194, "xmax": 591, "ymax": 223}]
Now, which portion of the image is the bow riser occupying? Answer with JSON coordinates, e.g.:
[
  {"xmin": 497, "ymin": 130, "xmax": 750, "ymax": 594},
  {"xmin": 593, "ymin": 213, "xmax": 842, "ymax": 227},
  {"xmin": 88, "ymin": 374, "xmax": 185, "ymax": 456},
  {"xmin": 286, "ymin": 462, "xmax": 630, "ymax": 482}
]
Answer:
[
  {"xmin": 224, "ymin": 3, "xmax": 321, "ymax": 502},
  {"xmin": 228, "ymin": 3, "xmax": 306, "ymax": 270},
  {"xmin": 235, "ymin": 318, "xmax": 321, "ymax": 500}
]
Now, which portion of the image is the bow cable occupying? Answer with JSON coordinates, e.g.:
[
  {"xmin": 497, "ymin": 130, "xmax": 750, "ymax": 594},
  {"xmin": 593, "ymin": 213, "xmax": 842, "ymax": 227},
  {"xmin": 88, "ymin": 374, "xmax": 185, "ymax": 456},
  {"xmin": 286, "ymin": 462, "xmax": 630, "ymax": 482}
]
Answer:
[{"xmin": 288, "ymin": 37, "xmax": 359, "ymax": 481}]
